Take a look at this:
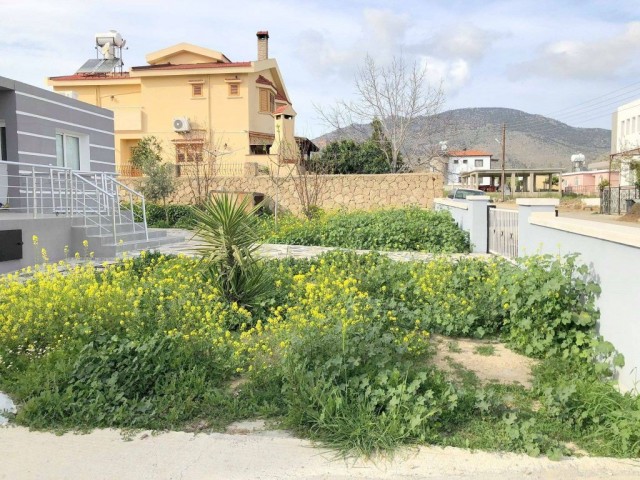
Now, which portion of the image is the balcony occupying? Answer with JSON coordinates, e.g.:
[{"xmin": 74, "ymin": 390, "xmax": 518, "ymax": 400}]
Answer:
[{"xmin": 117, "ymin": 163, "xmax": 143, "ymax": 177}]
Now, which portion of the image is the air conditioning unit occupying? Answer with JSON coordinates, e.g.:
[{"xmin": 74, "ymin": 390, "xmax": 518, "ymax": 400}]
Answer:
[{"xmin": 172, "ymin": 117, "xmax": 190, "ymax": 132}]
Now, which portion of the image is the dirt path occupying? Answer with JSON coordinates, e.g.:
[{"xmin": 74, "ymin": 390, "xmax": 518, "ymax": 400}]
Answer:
[
  {"xmin": 1, "ymin": 426, "xmax": 639, "ymax": 479},
  {"xmin": 431, "ymin": 335, "xmax": 538, "ymax": 388}
]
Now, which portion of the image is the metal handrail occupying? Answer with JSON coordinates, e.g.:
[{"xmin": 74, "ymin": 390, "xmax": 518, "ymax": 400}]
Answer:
[
  {"xmin": 70, "ymin": 171, "xmax": 118, "ymax": 243},
  {"xmin": 1, "ymin": 160, "xmax": 149, "ymax": 245}
]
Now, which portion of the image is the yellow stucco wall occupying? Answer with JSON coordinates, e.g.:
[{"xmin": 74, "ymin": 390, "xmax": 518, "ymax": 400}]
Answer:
[{"xmin": 49, "ymin": 54, "xmax": 292, "ymax": 171}]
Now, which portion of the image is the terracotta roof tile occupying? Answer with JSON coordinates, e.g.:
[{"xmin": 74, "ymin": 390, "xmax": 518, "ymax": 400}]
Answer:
[
  {"xmin": 448, "ymin": 150, "xmax": 492, "ymax": 157},
  {"xmin": 256, "ymin": 75, "xmax": 274, "ymax": 86},
  {"xmin": 256, "ymin": 75, "xmax": 289, "ymax": 103},
  {"xmin": 132, "ymin": 61, "xmax": 251, "ymax": 71},
  {"xmin": 49, "ymin": 73, "xmax": 131, "ymax": 81}
]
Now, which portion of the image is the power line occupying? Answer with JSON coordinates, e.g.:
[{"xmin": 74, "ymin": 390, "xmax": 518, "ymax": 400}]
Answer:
[{"xmin": 497, "ymin": 82, "xmax": 640, "ymax": 130}]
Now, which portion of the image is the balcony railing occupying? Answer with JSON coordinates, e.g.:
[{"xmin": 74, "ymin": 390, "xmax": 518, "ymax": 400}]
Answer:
[{"xmin": 117, "ymin": 163, "xmax": 143, "ymax": 177}]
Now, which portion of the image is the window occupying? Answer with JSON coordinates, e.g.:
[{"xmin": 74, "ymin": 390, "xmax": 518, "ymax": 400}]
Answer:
[
  {"xmin": 250, "ymin": 144, "xmax": 270, "ymax": 155},
  {"xmin": 259, "ymin": 88, "xmax": 275, "ymax": 113},
  {"xmin": 453, "ymin": 159, "xmax": 459, "ymax": 164},
  {"xmin": 175, "ymin": 143, "xmax": 203, "ymax": 163},
  {"xmin": 192, "ymin": 83, "xmax": 203, "ymax": 97},
  {"xmin": 475, "ymin": 159, "xmax": 483, "ymax": 167},
  {"xmin": 462, "ymin": 159, "xmax": 468, "ymax": 164},
  {"xmin": 56, "ymin": 133, "xmax": 80, "ymax": 170},
  {"xmin": 229, "ymin": 83, "xmax": 239, "ymax": 96}
]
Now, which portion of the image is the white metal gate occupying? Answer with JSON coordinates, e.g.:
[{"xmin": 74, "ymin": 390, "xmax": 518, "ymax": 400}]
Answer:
[{"xmin": 488, "ymin": 208, "xmax": 519, "ymax": 259}]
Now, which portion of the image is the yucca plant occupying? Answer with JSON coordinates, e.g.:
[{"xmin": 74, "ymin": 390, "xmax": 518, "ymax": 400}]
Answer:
[{"xmin": 192, "ymin": 193, "xmax": 271, "ymax": 317}]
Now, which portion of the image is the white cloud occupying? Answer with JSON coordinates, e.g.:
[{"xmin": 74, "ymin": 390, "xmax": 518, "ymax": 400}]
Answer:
[
  {"xmin": 510, "ymin": 21, "xmax": 640, "ymax": 80},
  {"xmin": 423, "ymin": 24, "xmax": 497, "ymax": 61},
  {"xmin": 422, "ymin": 57, "xmax": 470, "ymax": 95},
  {"xmin": 294, "ymin": 8, "xmax": 410, "ymax": 79}
]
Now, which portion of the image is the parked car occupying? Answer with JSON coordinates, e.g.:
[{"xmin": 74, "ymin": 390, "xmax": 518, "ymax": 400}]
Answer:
[{"xmin": 447, "ymin": 188, "xmax": 489, "ymax": 200}]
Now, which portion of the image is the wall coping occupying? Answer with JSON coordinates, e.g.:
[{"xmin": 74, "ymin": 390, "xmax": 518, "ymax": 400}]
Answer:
[
  {"xmin": 434, "ymin": 198, "xmax": 469, "ymax": 210},
  {"xmin": 530, "ymin": 212, "xmax": 640, "ymax": 248},
  {"xmin": 466, "ymin": 196, "xmax": 491, "ymax": 202},
  {"xmin": 516, "ymin": 198, "xmax": 560, "ymax": 206}
]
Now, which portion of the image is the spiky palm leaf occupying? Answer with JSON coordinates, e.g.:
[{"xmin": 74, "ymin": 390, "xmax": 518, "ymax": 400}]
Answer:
[{"xmin": 192, "ymin": 193, "xmax": 271, "ymax": 314}]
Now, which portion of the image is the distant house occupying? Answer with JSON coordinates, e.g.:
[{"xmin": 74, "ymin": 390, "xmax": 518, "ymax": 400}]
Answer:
[
  {"xmin": 446, "ymin": 150, "xmax": 493, "ymax": 186},
  {"xmin": 611, "ymin": 98, "xmax": 640, "ymax": 186},
  {"xmin": 48, "ymin": 31, "xmax": 317, "ymax": 177},
  {"xmin": 562, "ymin": 169, "xmax": 619, "ymax": 195}
]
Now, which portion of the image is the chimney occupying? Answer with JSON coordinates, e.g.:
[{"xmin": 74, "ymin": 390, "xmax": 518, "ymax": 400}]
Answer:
[{"xmin": 257, "ymin": 31, "xmax": 269, "ymax": 61}]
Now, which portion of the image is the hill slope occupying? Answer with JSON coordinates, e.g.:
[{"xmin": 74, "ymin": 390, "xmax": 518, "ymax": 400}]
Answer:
[{"xmin": 314, "ymin": 107, "xmax": 611, "ymax": 170}]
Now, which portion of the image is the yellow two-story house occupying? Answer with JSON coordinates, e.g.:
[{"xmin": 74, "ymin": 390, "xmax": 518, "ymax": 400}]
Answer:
[{"xmin": 48, "ymin": 31, "xmax": 315, "ymax": 177}]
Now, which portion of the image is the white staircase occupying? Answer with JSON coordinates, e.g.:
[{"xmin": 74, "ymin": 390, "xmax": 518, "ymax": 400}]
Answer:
[{"xmin": 1, "ymin": 161, "xmax": 183, "ymax": 257}]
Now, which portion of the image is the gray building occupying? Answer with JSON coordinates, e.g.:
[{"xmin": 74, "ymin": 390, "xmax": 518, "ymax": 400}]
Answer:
[
  {"xmin": 1, "ymin": 76, "xmax": 177, "ymax": 273},
  {"xmin": 1, "ymin": 75, "xmax": 115, "ymax": 206}
]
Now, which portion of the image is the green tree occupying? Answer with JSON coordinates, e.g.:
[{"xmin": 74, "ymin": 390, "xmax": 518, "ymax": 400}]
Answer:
[
  {"xmin": 370, "ymin": 117, "xmax": 402, "ymax": 169},
  {"xmin": 130, "ymin": 136, "xmax": 177, "ymax": 222},
  {"xmin": 316, "ymin": 120, "xmax": 397, "ymax": 175}
]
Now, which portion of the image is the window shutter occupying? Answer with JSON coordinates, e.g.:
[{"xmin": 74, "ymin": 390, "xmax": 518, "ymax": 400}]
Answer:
[{"xmin": 260, "ymin": 89, "xmax": 268, "ymax": 112}]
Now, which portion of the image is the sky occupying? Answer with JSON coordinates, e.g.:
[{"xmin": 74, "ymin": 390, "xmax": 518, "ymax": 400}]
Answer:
[{"xmin": 2, "ymin": 0, "xmax": 640, "ymax": 138}]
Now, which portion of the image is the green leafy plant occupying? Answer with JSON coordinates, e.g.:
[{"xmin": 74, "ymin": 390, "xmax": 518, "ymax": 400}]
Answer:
[
  {"xmin": 11, "ymin": 334, "xmax": 227, "ymax": 429},
  {"xmin": 262, "ymin": 208, "xmax": 470, "ymax": 253},
  {"xmin": 192, "ymin": 194, "xmax": 271, "ymax": 316},
  {"xmin": 130, "ymin": 136, "xmax": 177, "ymax": 222},
  {"xmin": 499, "ymin": 254, "xmax": 601, "ymax": 359}
]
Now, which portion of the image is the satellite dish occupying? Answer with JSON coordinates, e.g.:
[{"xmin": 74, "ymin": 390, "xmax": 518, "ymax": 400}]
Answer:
[{"xmin": 120, "ymin": 39, "xmax": 127, "ymax": 49}]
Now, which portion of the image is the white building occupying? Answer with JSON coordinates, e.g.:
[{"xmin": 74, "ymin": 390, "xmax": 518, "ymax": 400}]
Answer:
[
  {"xmin": 446, "ymin": 150, "xmax": 493, "ymax": 186},
  {"xmin": 611, "ymin": 98, "xmax": 640, "ymax": 186}
]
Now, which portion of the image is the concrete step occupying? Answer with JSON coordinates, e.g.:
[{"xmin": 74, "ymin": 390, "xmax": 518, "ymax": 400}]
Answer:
[
  {"xmin": 72, "ymin": 211, "xmax": 136, "ymax": 228},
  {"xmin": 74, "ymin": 221, "xmax": 145, "ymax": 236},
  {"xmin": 86, "ymin": 229, "xmax": 168, "ymax": 247},
  {"xmin": 112, "ymin": 235, "xmax": 186, "ymax": 256}
]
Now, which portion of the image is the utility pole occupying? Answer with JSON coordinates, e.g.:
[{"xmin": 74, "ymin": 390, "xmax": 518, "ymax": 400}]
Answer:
[{"xmin": 501, "ymin": 123, "xmax": 506, "ymax": 202}]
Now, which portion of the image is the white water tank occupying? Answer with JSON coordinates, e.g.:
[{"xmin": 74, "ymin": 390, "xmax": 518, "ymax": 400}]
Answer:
[
  {"xmin": 95, "ymin": 30, "xmax": 124, "ymax": 47},
  {"xmin": 571, "ymin": 153, "xmax": 585, "ymax": 163}
]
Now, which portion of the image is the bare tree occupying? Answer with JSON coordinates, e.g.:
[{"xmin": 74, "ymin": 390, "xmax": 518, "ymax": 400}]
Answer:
[
  {"xmin": 175, "ymin": 130, "xmax": 232, "ymax": 204},
  {"xmin": 318, "ymin": 54, "xmax": 445, "ymax": 173},
  {"xmin": 256, "ymin": 126, "xmax": 329, "ymax": 223},
  {"xmin": 292, "ymin": 157, "xmax": 329, "ymax": 219},
  {"xmin": 262, "ymin": 126, "xmax": 298, "ymax": 227}
]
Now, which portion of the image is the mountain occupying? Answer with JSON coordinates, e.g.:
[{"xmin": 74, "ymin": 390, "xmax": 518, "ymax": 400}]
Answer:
[{"xmin": 313, "ymin": 107, "xmax": 612, "ymax": 170}]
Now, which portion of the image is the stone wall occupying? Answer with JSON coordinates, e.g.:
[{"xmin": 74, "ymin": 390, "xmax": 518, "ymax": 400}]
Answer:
[{"xmin": 120, "ymin": 171, "xmax": 443, "ymax": 214}]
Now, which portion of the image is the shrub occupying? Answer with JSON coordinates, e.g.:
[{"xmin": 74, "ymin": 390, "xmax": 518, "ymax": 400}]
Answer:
[
  {"xmin": 262, "ymin": 208, "xmax": 470, "ymax": 253},
  {"xmin": 499, "ymin": 254, "xmax": 601, "ymax": 359},
  {"xmin": 12, "ymin": 334, "xmax": 227, "ymax": 429},
  {"xmin": 123, "ymin": 202, "xmax": 196, "ymax": 228}
]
